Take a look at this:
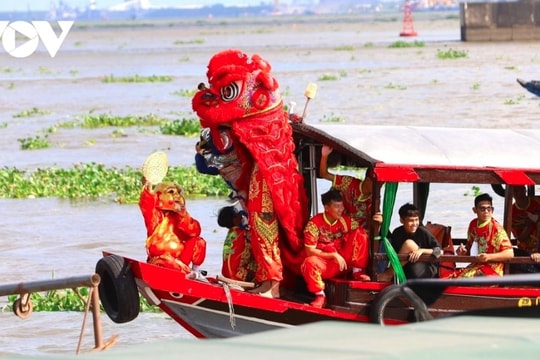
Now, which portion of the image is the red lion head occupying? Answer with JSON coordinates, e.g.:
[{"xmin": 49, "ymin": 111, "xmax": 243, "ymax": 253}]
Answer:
[{"xmin": 192, "ymin": 49, "xmax": 282, "ymax": 128}]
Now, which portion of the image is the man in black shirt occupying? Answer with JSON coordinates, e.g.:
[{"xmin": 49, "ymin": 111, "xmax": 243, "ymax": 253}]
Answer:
[{"xmin": 390, "ymin": 203, "xmax": 442, "ymax": 279}]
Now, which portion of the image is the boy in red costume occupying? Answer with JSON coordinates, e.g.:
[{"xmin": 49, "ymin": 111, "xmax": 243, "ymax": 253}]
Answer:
[
  {"xmin": 139, "ymin": 180, "xmax": 206, "ymax": 277},
  {"xmin": 451, "ymin": 193, "xmax": 513, "ymax": 277},
  {"xmin": 302, "ymin": 189, "xmax": 370, "ymax": 308},
  {"xmin": 218, "ymin": 205, "xmax": 257, "ymax": 282}
]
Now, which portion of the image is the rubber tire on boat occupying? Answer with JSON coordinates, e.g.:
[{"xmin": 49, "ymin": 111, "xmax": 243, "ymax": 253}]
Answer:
[
  {"xmin": 491, "ymin": 184, "xmax": 505, "ymax": 197},
  {"xmin": 95, "ymin": 255, "xmax": 140, "ymax": 324},
  {"xmin": 370, "ymin": 285, "xmax": 432, "ymax": 325}
]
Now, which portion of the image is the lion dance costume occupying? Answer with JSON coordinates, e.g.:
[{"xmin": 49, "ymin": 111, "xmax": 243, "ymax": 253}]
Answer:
[
  {"xmin": 192, "ymin": 49, "xmax": 308, "ymax": 296},
  {"xmin": 139, "ymin": 182, "xmax": 206, "ymax": 274}
]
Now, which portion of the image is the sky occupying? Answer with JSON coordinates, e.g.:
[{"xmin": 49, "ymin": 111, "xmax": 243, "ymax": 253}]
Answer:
[{"xmin": 0, "ymin": 0, "xmax": 280, "ymax": 12}]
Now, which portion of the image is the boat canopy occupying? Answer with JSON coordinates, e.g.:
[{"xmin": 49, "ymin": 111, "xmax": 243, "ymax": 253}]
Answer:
[{"xmin": 292, "ymin": 123, "xmax": 540, "ymax": 185}]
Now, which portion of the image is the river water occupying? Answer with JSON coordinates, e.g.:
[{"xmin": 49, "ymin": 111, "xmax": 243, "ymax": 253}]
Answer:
[{"xmin": 0, "ymin": 14, "xmax": 537, "ymax": 355}]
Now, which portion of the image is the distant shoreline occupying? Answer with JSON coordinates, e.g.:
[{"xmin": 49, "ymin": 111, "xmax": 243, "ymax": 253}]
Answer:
[{"xmin": 60, "ymin": 11, "xmax": 460, "ymax": 31}]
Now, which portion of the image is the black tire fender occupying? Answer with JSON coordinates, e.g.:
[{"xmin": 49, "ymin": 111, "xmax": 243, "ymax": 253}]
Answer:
[
  {"xmin": 95, "ymin": 255, "xmax": 140, "ymax": 324},
  {"xmin": 370, "ymin": 284, "xmax": 432, "ymax": 325}
]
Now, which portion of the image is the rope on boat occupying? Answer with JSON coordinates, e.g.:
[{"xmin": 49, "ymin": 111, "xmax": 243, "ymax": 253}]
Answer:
[{"xmin": 222, "ymin": 283, "xmax": 236, "ymax": 329}]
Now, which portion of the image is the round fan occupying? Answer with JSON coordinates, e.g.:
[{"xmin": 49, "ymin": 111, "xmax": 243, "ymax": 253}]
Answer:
[{"xmin": 142, "ymin": 151, "xmax": 169, "ymax": 185}]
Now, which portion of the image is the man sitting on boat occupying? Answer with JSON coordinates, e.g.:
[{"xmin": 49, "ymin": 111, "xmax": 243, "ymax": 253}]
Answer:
[
  {"xmin": 301, "ymin": 189, "xmax": 370, "ymax": 308},
  {"xmin": 449, "ymin": 193, "xmax": 513, "ymax": 278},
  {"xmin": 389, "ymin": 203, "xmax": 442, "ymax": 279},
  {"xmin": 139, "ymin": 180, "xmax": 207, "ymax": 277}
]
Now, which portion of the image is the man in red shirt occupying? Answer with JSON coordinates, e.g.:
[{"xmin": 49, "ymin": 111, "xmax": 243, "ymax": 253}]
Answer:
[
  {"xmin": 451, "ymin": 193, "xmax": 513, "ymax": 277},
  {"xmin": 301, "ymin": 189, "xmax": 370, "ymax": 308}
]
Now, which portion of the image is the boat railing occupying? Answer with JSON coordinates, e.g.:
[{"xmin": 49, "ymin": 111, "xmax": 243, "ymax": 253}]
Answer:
[
  {"xmin": 0, "ymin": 274, "xmax": 118, "ymax": 353},
  {"xmin": 372, "ymin": 253, "xmax": 538, "ymax": 277}
]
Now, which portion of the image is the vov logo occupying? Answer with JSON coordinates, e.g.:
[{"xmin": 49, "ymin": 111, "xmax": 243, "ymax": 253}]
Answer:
[{"xmin": 0, "ymin": 21, "xmax": 74, "ymax": 58}]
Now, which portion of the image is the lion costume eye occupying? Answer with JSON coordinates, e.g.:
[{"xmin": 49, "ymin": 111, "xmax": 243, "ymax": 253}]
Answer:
[{"xmin": 220, "ymin": 82, "xmax": 240, "ymax": 102}]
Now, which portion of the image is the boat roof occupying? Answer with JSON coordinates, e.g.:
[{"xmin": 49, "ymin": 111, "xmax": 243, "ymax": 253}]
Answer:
[{"xmin": 292, "ymin": 123, "xmax": 540, "ymax": 184}]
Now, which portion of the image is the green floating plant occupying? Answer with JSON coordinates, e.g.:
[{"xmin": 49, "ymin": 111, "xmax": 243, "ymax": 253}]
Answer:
[{"xmin": 0, "ymin": 164, "xmax": 230, "ymax": 203}]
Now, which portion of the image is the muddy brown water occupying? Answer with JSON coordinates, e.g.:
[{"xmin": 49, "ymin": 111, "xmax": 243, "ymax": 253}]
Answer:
[{"xmin": 0, "ymin": 16, "xmax": 537, "ymax": 355}]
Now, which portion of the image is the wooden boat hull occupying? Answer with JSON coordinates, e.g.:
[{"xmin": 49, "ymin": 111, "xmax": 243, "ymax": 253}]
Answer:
[
  {"xmin": 97, "ymin": 253, "xmax": 367, "ymax": 338},
  {"xmin": 96, "ymin": 253, "xmax": 540, "ymax": 337}
]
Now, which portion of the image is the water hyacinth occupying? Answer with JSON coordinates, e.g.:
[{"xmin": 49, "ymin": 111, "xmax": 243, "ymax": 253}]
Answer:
[
  {"xmin": 0, "ymin": 164, "xmax": 230, "ymax": 203},
  {"xmin": 3, "ymin": 289, "xmax": 159, "ymax": 312}
]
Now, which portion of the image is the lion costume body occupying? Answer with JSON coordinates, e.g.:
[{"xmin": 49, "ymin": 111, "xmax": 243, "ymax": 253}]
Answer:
[{"xmin": 192, "ymin": 49, "xmax": 308, "ymax": 292}]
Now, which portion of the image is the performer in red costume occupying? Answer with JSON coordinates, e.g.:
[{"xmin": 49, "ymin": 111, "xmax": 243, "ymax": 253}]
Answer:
[
  {"xmin": 192, "ymin": 49, "xmax": 308, "ymax": 298},
  {"xmin": 511, "ymin": 185, "xmax": 540, "ymax": 254},
  {"xmin": 450, "ymin": 193, "xmax": 513, "ymax": 278},
  {"xmin": 139, "ymin": 180, "xmax": 206, "ymax": 276},
  {"xmin": 218, "ymin": 205, "xmax": 257, "ymax": 282},
  {"xmin": 302, "ymin": 189, "xmax": 370, "ymax": 308},
  {"xmin": 320, "ymin": 145, "xmax": 373, "ymax": 230}
]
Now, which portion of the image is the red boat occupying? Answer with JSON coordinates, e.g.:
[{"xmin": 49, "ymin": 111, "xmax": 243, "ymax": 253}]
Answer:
[{"xmin": 96, "ymin": 123, "xmax": 540, "ymax": 336}]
